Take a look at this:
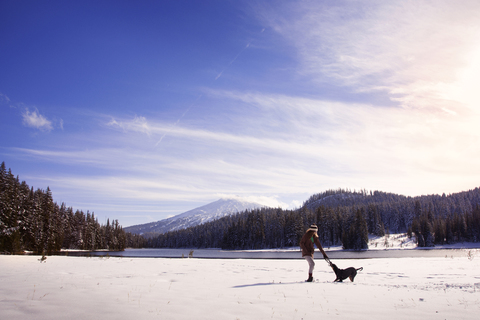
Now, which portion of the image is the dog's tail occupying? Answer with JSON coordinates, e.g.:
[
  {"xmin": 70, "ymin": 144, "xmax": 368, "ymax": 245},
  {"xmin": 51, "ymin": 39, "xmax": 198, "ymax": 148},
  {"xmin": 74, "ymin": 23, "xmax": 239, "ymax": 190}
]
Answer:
[{"xmin": 356, "ymin": 267, "xmax": 363, "ymax": 272}]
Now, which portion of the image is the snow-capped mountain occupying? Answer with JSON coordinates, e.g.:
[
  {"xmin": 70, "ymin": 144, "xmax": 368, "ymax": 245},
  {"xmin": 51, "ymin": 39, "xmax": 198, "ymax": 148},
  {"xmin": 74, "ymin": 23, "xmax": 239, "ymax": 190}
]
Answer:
[{"xmin": 125, "ymin": 198, "xmax": 266, "ymax": 236}]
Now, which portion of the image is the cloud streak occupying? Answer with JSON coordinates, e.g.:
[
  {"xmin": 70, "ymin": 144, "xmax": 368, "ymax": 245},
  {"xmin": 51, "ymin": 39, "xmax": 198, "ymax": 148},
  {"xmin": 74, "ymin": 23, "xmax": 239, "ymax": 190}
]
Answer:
[
  {"xmin": 258, "ymin": 1, "xmax": 480, "ymax": 113},
  {"xmin": 22, "ymin": 82, "xmax": 476, "ymax": 211},
  {"xmin": 215, "ymin": 43, "xmax": 251, "ymax": 80},
  {"xmin": 0, "ymin": 93, "xmax": 11, "ymax": 104}
]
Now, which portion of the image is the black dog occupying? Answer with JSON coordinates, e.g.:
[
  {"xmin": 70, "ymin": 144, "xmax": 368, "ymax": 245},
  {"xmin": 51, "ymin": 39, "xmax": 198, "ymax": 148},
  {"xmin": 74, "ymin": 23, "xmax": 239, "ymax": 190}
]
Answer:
[{"xmin": 330, "ymin": 262, "xmax": 363, "ymax": 282}]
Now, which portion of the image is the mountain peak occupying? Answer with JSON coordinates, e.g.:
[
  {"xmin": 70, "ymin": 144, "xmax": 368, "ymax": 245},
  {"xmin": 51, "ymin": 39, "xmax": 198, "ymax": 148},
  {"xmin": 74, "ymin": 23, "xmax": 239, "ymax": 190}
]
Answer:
[{"xmin": 125, "ymin": 198, "xmax": 265, "ymax": 236}]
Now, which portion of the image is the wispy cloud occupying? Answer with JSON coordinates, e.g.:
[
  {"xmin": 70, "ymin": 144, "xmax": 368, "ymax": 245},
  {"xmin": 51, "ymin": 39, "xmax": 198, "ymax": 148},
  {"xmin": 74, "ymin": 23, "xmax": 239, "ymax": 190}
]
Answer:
[
  {"xmin": 22, "ymin": 108, "xmax": 53, "ymax": 131},
  {"xmin": 215, "ymin": 43, "xmax": 251, "ymax": 80},
  {"xmin": 107, "ymin": 115, "xmax": 151, "ymax": 136},
  {"xmin": 12, "ymin": 79, "xmax": 480, "ymax": 224},
  {"xmin": 216, "ymin": 193, "xmax": 289, "ymax": 209},
  {"xmin": 0, "ymin": 93, "xmax": 11, "ymax": 104},
  {"xmin": 257, "ymin": 1, "xmax": 480, "ymax": 113}
]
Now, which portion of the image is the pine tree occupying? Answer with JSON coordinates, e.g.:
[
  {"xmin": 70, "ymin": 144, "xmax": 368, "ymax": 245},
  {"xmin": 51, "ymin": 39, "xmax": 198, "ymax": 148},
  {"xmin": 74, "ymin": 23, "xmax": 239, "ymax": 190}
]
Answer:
[
  {"xmin": 434, "ymin": 218, "xmax": 446, "ymax": 244},
  {"xmin": 353, "ymin": 208, "xmax": 369, "ymax": 250}
]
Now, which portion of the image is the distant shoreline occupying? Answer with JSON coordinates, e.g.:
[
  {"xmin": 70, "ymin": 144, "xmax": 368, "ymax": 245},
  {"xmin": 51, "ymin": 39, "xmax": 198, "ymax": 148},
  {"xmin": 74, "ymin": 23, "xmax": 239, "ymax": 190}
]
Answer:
[{"xmin": 44, "ymin": 246, "xmax": 479, "ymax": 260}]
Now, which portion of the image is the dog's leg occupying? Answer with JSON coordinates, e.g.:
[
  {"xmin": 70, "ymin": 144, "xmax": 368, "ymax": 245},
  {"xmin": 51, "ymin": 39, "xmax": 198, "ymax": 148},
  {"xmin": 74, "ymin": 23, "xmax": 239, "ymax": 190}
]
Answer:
[{"xmin": 349, "ymin": 269, "xmax": 358, "ymax": 282}]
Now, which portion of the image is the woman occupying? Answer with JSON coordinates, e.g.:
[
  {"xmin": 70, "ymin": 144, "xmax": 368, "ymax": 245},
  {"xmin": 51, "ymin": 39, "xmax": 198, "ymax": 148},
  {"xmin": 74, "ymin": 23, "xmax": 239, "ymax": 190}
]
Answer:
[{"xmin": 300, "ymin": 224, "xmax": 329, "ymax": 282}]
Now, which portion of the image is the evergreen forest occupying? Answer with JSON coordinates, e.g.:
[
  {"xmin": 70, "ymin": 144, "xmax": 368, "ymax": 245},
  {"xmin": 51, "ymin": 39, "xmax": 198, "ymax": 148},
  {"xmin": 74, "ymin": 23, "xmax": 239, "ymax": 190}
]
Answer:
[
  {"xmin": 0, "ymin": 162, "xmax": 144, "ymax": 254},
  {"xmin": 147, "ymin": 188, "xmax": 480, "ymax": 250},
  {"xmin": 3, "ymin": 160, "xmax": 480, "ymax": 254}
]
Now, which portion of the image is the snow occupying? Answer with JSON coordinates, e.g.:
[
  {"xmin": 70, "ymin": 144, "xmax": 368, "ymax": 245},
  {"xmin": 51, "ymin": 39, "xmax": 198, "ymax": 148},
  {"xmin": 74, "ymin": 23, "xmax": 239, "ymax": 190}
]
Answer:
[
  {"xmin": 125, "ymin": 198, "xmax": 264, "ymax": 235},
  {"xmin": 355, "ymin": 233, "xmax": 480, "ymax": 251},
  {"xmin": 2, "ymin": 249, "xmax": 480, "ymax": 319}
]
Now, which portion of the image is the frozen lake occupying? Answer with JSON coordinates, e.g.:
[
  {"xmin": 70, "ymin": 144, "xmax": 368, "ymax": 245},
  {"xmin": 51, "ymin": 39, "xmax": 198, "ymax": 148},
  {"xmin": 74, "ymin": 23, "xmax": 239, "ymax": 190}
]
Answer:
[{"xmin": 78, "ymin": 247, "xmax": 478, "ymax": 259}]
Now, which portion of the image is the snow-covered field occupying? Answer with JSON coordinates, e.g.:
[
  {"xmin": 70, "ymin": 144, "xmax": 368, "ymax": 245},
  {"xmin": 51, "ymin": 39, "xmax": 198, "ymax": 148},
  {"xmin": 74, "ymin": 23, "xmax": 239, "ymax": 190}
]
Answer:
[{"xmin": 2, "ymin": 250, "xmax": 480, "ymax": 320}]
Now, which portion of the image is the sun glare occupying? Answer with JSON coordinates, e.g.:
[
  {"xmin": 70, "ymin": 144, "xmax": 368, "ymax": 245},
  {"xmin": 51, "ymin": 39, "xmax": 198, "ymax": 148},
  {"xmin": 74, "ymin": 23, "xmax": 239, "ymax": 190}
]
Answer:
[{"xmin": 442, "ymin": 46, "xmax": 480, "ymax": 112}]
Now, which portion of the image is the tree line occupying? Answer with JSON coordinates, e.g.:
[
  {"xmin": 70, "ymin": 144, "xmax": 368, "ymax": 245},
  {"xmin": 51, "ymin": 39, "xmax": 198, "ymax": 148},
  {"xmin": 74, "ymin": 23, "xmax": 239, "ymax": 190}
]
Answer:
[
  {"xmin": 146, "ymin": 188, "xmax": 480, "ymax": 250},
  {"xmin": 146, "ymin": 205, "xmax": 372, "ymax": 250},
  {"xmin": 3, "ymin": 159, "xmax": 480, "ymax": 253},
  {"xmin": 0, "ymin": 162, "xmax": 144, "ymax": 254}
]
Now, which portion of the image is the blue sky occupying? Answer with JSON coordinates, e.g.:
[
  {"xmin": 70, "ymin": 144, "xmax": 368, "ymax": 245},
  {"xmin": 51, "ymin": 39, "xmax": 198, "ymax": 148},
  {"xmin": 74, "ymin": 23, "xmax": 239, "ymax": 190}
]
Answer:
[{"xmin": 2, "ymin": 0, "xmax": 480, "ymax": 227}]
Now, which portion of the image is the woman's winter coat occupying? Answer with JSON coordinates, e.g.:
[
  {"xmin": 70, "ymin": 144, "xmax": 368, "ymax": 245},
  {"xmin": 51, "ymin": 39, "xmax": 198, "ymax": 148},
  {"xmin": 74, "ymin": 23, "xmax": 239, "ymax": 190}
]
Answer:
[{"xmin": 300, "ymin": 231, "xmax": 323, "ymax": 257}]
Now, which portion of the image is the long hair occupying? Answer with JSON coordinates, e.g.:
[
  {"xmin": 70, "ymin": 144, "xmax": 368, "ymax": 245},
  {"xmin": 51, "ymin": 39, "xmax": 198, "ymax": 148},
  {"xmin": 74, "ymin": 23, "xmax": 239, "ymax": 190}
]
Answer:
[{"xmin": 305, "ymin": 230, "xmax": 317, "ymax": 237}]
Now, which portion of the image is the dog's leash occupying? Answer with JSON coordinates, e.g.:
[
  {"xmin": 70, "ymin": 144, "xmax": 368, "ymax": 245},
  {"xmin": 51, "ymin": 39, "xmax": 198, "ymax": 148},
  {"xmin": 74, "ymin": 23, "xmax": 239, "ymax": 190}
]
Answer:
[{"xmin": 324, "ymin": 256, "xmax": 333, "ymax": 267}]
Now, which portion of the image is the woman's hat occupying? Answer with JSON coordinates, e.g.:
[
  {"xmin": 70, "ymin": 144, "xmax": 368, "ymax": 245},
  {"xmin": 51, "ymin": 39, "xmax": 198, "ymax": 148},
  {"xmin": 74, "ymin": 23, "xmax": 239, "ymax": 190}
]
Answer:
[{"xmin": 307, "ymin": 224, "xmax": 318, "ymax": 232}]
